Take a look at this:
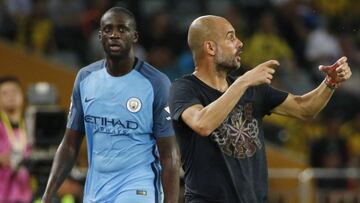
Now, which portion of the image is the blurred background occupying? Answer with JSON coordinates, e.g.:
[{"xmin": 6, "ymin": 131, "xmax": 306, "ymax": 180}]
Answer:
[{"xmin": 0, "ymin": 0, "xmax": 359, "ymax": 202}]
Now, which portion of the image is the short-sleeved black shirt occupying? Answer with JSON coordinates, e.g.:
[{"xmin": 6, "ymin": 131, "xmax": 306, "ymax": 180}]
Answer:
[{"xmin": 169, "ymin": 74, "xmax": 288, "ymax": 203}]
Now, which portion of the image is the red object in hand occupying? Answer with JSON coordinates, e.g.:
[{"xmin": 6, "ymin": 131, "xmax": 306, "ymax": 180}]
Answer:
[{"xmin": 318, "ymin": 57, "xmax": 346, "ymax": 89}]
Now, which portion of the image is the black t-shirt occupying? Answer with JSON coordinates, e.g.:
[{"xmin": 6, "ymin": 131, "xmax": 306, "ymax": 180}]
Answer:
[{"xmin": 169, "ymin": 74, "xmax": 288, "ymax": 203}]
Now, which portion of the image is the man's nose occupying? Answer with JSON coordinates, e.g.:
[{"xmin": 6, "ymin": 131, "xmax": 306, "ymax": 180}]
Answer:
[
  {"xmin": 110, "ymin": 31, "xmax": 120, "ymax": 38},
  {"xmin": 238, "ymin": 40, "xmax": 243, "ymax": 48}
]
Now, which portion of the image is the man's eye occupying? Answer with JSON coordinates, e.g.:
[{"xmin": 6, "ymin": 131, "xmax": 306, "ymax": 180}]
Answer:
[
  {"xmin": 104, "ymin": 27, "xmax": 111, "ymax": 33},
  {"xmin": 119, "ymin": 28, "xmax": 126, "ymax": 33}
]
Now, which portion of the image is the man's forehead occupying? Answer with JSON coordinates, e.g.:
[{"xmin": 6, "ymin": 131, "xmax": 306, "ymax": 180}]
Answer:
[
  {"xmin": 101, "ymin": 12, "xmax": 132, "ymax": 26},
  {"xmin": 216, "ymin": 18, "xmax": 233, "ymax": 29},
  {"xmin": 219, "ymin": 22, "xmax": 235, "ymax": 36}
]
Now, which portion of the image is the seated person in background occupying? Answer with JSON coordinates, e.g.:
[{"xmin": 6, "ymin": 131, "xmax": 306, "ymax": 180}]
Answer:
[
  {"xmin": 0, "ymin": 76, "xmax": 32, "ymax": 203},
  {"xmin": 310, "ymin": 116, "xmax": 349, "ymax": 189}
]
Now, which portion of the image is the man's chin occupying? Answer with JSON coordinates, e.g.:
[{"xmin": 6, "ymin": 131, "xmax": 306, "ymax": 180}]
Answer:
[
  {"xmin": 229, "ymin": 62, "xmax": 241, "ymax": 70},
  {"xmin": 108, "ymin": 52, "xmax": 127, "ymax": 60}
]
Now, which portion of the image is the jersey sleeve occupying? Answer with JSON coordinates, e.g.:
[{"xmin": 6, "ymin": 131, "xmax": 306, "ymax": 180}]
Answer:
[
  {"xmin": 66, "ymin": 70, "xmax": 85, "ymax": 133},
  {"xmin": 261, "ymin": 84, "xmax": 289, "ymax": 116},
  {"xmin": 169, "ymin": 79, "xmax": 201, "ymax": 121},
  {"xmin": 152, "ymin": 75, "xmax": 175, "ymax": 139}
]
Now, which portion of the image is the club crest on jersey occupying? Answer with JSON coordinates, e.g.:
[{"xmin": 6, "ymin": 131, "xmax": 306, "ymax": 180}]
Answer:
[{"xmin": 127, "ymin": 97, "xmax": 142, "ymax": 113}]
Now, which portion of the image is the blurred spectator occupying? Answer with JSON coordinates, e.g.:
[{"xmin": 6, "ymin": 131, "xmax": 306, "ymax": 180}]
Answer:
[
  {"xmin": 16, "ymin": 0, "xmax": 54, "ymax": 53},
  {"xmin": 0, "ymin": 76, "xmax": 32, "ymax": 203},
  {"xmin": 140, "ymin": 9, "xmax": 180, "ymax": 69},
  {"xmin": 48, "ymin": 0, "xmax": 84, "ymax": 25},
  {"xmin": 341, "ymin": 113, "xmax": 360, "ymax": 168},
  {"xmin": 141, "ymin": 8, "xmax": 177, "ymax": 51},
  {"xmin": 224, "ymin": 5, "xmax": 247, "ymax": 40},
  {"xmin": 241, "ymin": 12, "xmax": 294, "ymax": 68},
  {"xmin": 240, "ymin": 11, "xmax": 314, "ymax": 94},
  {"xmin": 169, "ymin": 0, "xmax": 202, "ymax": 33},
  {"xmin": 231, "ymin": 12, "xmax": 313, "ymax": 94},
  {"xmin": 305, "ymin": 17, "xmax": 342, "ymax": 81},
  {"xmin": 256, "ymin": 9, "xmax": 315, "ymax": 94},
  {"xmin": 313, "ymin": 0, "xmax": 349, "ymax": 17},
  {"xmin": 48, "ymin": 0, "xmax": 87, "ymax": 66},
  {"xmin": 264, "ymin": 114, "xmax": 323, "ymax": 155},
  {"xmin": 338, "ymin": 34, "xmax": 360, "ymax": 99},
  {"xmin": 175, "ymin": 50, "xmax": 195, "ymax": 79},
  {"xmin": 238, "ymin": 0, "xmax": 271, "ymax": 32},
  {"xmin": 3, "ymin": 0, "xmax": 32, "ymax": 21},
  {"xmin": 87, "ymin": 29, "xmax": 104, "ymax": 61},
  {"xmin": 0, "ymin": 0, "xmax": 18, "ymax": 41},
  {"xmin": 277, "ymin": 59, "xmax": 314, "ymax": 94},
  {"xmin": 205, "ymin": 0, "xmax": 232, "ymax": 16},
  {"xmin": 310, "ymin": 116, "xmax": 349, "ymax": 189},
  {"xmin": 80, "ymin": 0, "xmax": 110, "ymax": 39},
  {"xmin": 273, "ymin": 0, "xmax": 308, "ymax": 67}
]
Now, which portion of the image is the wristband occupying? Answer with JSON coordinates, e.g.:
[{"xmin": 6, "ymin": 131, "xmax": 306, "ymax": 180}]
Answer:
[{"xmin": 324, "ymin": 76, "xmax": 337, "ymax": 89}]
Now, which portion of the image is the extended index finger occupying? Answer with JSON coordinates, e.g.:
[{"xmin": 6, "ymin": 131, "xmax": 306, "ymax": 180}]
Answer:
[
  {"xmin": 332, "ymin": 56, "xmax": 347, "ymax": 68},
  {"xmin": 337, "ymin": 56, "xmax": 348, "ymax": 64},
  {"xmin": 260, "ymin": 60, "xmax": 280, "ymax": 69}
]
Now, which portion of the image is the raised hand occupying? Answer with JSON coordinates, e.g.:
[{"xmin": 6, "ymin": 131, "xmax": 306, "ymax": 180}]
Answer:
[
  {"xmin": 239, "ymin": 60, "xmax": 280, "ymax": 86},
  {"xmin": 319, "ymin": 56, "xmax": 352, "ymax": 88}
]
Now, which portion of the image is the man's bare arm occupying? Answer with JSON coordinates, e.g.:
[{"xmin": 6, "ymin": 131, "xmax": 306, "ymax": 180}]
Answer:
[
  {"xmin": 157, "ymin": 136, "xmax": 180, "ymax": 203},
  {"xmin": 42, "ymin": 129, "xmax": 84, "ymax": 202},
  {"xmin": 273, "ymin": 56, "xmax": 352, "ymax": 120},
  {"xmin": 272, "ymin": 83, "xmax": 333, "ymax": 120}
]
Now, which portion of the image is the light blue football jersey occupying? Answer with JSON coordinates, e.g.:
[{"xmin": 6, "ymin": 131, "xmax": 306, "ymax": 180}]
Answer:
[{"xmin": 66, "ymin": 59, "xmax": 174, "ymax": 203}]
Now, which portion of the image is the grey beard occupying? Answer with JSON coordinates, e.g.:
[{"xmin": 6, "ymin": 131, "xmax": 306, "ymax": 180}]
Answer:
[{"xmin": 215, "ymin": 61, "xmax": 239, "ymax": 73}]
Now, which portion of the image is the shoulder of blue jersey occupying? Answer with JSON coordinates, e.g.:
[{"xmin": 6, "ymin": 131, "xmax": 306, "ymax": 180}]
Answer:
[
  {"xmin": 74, "ymin": 60, "xmax": 105, "ymax": 83},
  {"xmin": 137, "ymin": 61, "xmax": 171, "ymax": 86},
  {"xmin": 80, "ymin": 59, "xmax": 105, "ymax": 74}
]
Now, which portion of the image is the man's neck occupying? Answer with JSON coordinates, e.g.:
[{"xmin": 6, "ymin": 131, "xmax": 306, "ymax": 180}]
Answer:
[
  {"xmin": 105, "ymin": 56, "xmax": 136, "ymax": 77},
  {"xmin": 194, "ymin": 63, "xmax": 229, "ymax": 92}
]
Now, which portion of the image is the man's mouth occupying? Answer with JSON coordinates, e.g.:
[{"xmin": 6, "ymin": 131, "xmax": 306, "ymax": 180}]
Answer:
[
  {"xmin": 110, "ymin": 44, "xmax": 121, "ymax": 52},
  {"xmin": 235, "ymin": 50, "xmax": 242, "ymax": 61},
  {"xmin": 236, "ymin": 49, "xmax": 242, "ymax": 55}
]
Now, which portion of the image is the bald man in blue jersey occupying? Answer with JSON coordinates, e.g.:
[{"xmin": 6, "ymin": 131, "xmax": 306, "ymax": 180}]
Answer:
[{"xmin": 42, "ymin": 7, "xmax": 180, "ymax": 203}]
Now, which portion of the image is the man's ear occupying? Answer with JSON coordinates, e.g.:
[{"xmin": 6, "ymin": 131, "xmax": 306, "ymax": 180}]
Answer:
[
  {"xmin": 133, "ymin": 31, "xmax": 139, "ymax": 43},
  {"xmin": 204, "ymin": 41, "xmax": 216, "ymax": 56},
  {"xmin": 98, "ymin": 30, "xmax": 102, "ymax": 41}
]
